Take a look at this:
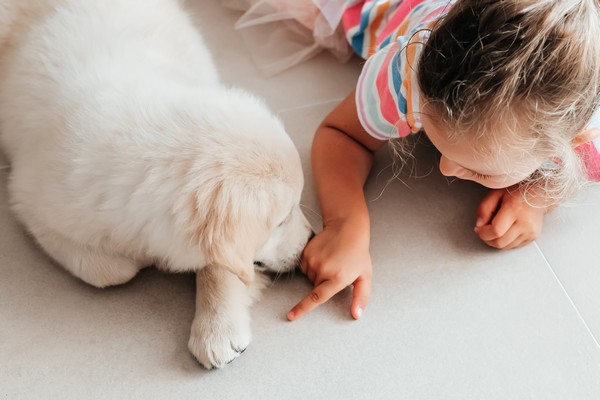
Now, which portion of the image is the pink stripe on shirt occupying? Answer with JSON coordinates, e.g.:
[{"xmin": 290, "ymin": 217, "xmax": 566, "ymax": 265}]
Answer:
[
  {"xmin": 377, "ymin": 0, "xmax": 427, "ymax": 44},
  {"xmin": 375, "ymin": 45, "xmax": 402, "ymax": 129},
  {"xmin": 576, "ymin": 141, "xmax": 600, "ymax": 181},
  {"xmin": 342, "ymin": 2, "xmax": 365, "ymax": 34}
]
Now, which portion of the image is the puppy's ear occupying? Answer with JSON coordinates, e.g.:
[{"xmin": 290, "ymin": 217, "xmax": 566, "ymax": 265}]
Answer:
[
  {"xmin": 194, "ymin": 181, "xmax": 271, "ymax": 287},
  {"xmin": 201, "ymin": 210, "xmax": 255, "ymax": 286}
]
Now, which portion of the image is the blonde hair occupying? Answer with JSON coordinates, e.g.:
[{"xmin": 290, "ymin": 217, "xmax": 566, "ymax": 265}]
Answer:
[{"xmin": 416, "ymin": 0, "xmax": 600, "ymax": 203}]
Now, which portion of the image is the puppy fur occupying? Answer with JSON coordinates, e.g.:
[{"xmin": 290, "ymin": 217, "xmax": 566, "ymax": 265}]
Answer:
[{"xmin": 0, "ymin": 0, "xmax": 312, "ymax": 369}]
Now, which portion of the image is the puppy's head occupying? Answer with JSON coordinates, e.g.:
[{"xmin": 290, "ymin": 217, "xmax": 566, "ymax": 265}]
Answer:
[{"xmin": 187, "ymin": 89, "xmax": 312, "ymax": 285}]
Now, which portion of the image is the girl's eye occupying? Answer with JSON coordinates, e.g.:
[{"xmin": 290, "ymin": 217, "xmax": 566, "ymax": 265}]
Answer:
[{"xmin": 472, "ymin": 171, "xmax": 492, "ymax": 180}]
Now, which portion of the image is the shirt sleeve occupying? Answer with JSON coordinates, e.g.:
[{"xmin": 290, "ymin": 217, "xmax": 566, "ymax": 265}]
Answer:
[
  {"xmin": 575, "ymin": 141, "xmax": 600, "ymax": 181},
  {"xmin": 355, "ymin": 41, "xmax": 414, "ymax": 140},
  {"xmin": 577, "ymin": 109, "xmax": 600, "ymax": 182},
  {"xmin": 353, "ymin": 1, "xmax": 453, "ymax": 140}
]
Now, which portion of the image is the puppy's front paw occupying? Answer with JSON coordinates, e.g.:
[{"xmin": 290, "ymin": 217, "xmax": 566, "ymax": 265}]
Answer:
[{"xmin": 188, "ymin": 314, "xmax": 251, "ymax": 369}]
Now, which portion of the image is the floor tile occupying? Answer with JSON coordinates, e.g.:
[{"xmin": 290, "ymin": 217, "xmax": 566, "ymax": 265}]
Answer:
[{"xmin": 535, "ymin": 187, "xmax": 600, "ymax": 345}]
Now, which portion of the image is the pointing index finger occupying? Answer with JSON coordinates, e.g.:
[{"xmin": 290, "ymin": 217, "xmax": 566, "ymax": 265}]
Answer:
[{"xmin": 287, "ymin": 280, "xmax": 344, "ymax": 321}]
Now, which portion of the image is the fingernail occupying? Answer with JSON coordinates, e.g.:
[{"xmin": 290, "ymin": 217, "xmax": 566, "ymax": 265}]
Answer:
[
  {"xmin": 287, "ymin": 311, "xmax": 295, "ymax": 321},
  {"xmin": 475, "ymin": 218, "xmax": 484, "ymax": 227},
  {"xmin": 354, "ymin": 307, "xmax": 363, "ymax": 320}
]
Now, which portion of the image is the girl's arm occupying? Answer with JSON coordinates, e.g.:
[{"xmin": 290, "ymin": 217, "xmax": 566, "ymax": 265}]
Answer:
[{"xmin": 287, "ymin": 90, "xmax": 386, "ymax": 320}]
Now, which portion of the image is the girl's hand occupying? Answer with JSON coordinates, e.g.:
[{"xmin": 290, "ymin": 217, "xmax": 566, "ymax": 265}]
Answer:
[
  {"xmin": 287, "ymin": 220, "xmax": 372, "ymax": 321},
  {"xmin": 474, "ymin": 186, "xmax": 548, "ymax": 249}
]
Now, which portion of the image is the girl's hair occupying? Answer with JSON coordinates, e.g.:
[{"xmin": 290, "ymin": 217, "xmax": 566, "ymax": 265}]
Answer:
[{"xmin": 416, "ymin": 0, "xmax": 600, "ymax": 203}]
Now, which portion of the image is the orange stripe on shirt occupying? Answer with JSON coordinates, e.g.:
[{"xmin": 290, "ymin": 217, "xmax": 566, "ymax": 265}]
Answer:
[
  {"xmin": 366, "ymin": 1, "xmax": 391, "ymax": 57},
  {"xmin": 403, "ymin": 37, "xmax": 418, "ymax": 130}
]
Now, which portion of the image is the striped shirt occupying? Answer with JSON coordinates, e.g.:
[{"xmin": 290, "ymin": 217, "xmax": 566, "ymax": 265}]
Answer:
[
  {"xmin": 344, "ymin": 0, "xmax": 453, "ymax": 139},
  {"xmin": 342, "ymin": 0, "xmax": 600, "ymax": 181}
]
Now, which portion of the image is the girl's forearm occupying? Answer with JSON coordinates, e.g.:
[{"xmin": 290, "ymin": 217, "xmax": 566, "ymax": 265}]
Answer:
[{"xmin": 311, "ymin": 124, "xmax": 374, "ymax": 229}]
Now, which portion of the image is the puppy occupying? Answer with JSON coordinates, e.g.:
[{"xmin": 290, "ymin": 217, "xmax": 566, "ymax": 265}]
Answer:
[{"xmin": 0, "ymin": 0, "xmax": 312, "ymax": 369}]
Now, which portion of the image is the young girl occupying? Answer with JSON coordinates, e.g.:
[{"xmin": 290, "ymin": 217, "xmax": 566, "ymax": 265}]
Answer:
[{"xmin": 286, "ymin": 0, "xmax": 600, "ymax": 321}]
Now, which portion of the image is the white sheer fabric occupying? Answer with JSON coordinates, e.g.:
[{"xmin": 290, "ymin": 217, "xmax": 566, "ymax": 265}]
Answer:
[{"xmin": 221, "ymin": 0, "xmax": 353, "ymax": 75}]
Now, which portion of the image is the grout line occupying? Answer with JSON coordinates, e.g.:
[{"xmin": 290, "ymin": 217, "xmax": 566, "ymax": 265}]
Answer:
[{"xmin": 534, "ymin": 241, "xmax": 600, "ymax": 350}]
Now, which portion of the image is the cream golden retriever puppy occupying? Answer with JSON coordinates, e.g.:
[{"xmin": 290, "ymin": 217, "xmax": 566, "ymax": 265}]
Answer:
[{"xmin": 0, "ymin": 0, "xmax": 312, "ymax": 369}]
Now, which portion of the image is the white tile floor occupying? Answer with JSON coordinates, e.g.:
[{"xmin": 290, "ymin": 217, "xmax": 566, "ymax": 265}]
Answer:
[{"xmin": 1, "ymin": 1, "xmax": 600, "ymax": 399}]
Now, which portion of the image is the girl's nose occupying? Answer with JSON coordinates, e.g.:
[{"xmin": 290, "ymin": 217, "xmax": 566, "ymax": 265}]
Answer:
[{"xmin": 439, "ymin": 155, "xmax": 462, "ymax": 177}]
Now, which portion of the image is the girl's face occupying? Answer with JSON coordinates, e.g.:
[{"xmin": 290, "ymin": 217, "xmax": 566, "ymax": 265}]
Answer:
[{"xmin": 420, "ymin": 111, "xmax": 543, "ymax": 189}]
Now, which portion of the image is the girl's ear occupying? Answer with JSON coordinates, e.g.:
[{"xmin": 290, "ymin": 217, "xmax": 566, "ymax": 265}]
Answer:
[{"xmin": 572, "ymin": 128, "xmax": 600, "ymax": 148}]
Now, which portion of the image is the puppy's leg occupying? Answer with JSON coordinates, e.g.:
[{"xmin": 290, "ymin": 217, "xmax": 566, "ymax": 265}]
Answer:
[
  {"xmin": 188, "ymin": 265, "xmax": 268, "ymax": 369},
  {"xmin": 26, "ymin": 222, "xmax": 142, "ymax": 288}
]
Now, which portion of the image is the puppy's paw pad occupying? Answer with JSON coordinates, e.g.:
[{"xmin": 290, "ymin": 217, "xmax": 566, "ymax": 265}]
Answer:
[{"xmin": 188, "ymin": 318, "xmax": 251, "ymax": 370}]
